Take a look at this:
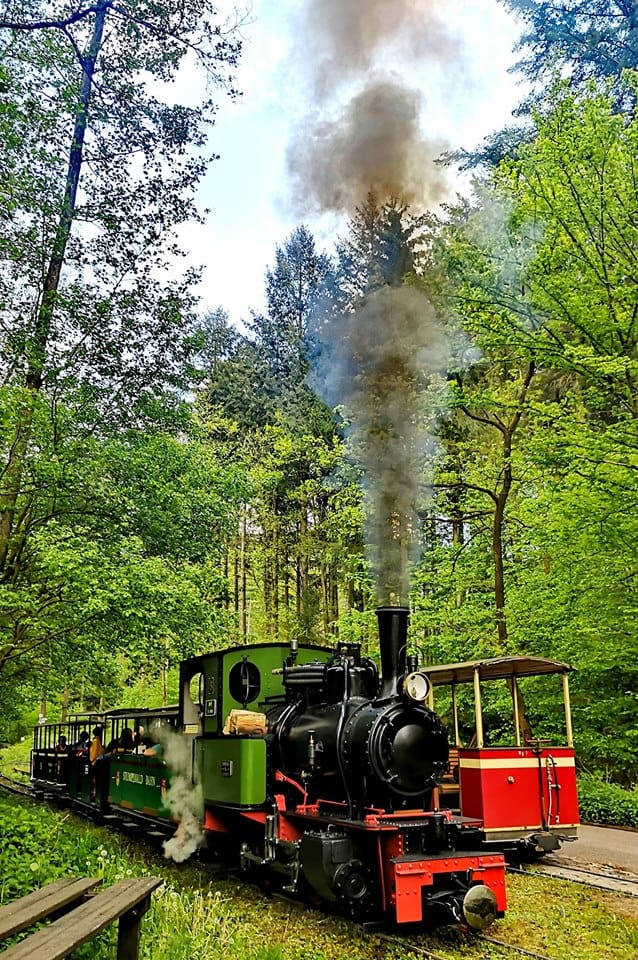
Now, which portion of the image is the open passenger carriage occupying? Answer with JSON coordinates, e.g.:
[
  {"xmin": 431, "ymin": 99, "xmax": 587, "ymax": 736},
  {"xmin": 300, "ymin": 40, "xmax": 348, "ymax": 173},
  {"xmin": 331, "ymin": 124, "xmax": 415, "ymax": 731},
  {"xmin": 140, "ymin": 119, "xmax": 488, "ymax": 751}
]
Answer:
[
  {"xmin": 422, "ymin": 656, "xmax": 579, "ymax": 856},
  {"xmin": 30, "ymin": 706, "xmax": 179, "ymax": 821}
]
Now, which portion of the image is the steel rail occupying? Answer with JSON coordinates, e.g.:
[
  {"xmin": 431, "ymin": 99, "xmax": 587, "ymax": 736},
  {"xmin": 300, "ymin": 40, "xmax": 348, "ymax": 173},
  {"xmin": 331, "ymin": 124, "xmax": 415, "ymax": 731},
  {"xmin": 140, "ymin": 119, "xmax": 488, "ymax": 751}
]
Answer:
[
  {"xmin": 0, "ymin": 772, "xmax": 32, "ymax": 797},
  {"xmin": 377, "ymin": 929, "xmax": 556, "ymax": 960},
  {"xmin": 508, "ymin": 862, "xmax": 638, "ymax": 898}
]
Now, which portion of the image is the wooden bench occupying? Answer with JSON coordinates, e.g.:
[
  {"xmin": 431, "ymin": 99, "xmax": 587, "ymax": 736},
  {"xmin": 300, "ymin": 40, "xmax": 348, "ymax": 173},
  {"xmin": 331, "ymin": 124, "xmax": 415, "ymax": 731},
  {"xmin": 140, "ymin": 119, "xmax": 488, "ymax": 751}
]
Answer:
[
  {"xmin": 0, "ymin": 876, "xmax": 162, "ymax": 959},
  {"xmin": 440, "ymin": 747, "xmax": 460, "ymax": 787},
  {"xmin": 433, "ymin": 747, "xmax": 460, "ymax": 809}
]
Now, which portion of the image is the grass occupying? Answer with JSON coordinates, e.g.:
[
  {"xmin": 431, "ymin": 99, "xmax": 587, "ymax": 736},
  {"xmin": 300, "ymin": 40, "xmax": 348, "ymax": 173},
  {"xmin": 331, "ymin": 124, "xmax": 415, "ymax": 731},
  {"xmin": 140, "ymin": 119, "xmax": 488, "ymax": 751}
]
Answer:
[
  {"xmin": 0, "ymin": 791, "xmax": 636, "ymax": 959},
  {"xmin": 0, "ymin": 738, "xmax": 32, "ymax": 780}
]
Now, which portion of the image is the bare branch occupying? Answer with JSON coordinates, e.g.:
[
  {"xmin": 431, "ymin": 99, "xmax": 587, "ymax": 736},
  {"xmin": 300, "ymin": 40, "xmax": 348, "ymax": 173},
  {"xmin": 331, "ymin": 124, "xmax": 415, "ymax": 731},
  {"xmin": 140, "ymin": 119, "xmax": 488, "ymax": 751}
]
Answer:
[{"xmin": 0, "ymin": 4, "xmax": 105, "ymax": 31}]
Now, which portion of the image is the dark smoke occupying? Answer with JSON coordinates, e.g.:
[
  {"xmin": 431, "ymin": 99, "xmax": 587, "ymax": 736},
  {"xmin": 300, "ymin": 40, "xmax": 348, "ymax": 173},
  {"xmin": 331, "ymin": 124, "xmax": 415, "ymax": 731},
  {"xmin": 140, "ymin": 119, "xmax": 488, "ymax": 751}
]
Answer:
[
  {"xmin": 288, "ymin": 0, "xmax": 457, "ymax": 216},
  {"xmin": 298, "ymin": 0, "xmax": 458, "ymax": 100},
  {"xmin": 312, "ymin": 285, "xmax": 449, "ymax": 604},
  {"xmin": 289, "ymin": 1, "xmax": 460, "ymax": 602},
  {"xmin": 288, "ymin": 78, "xmax": 447, "ymax": 216}
]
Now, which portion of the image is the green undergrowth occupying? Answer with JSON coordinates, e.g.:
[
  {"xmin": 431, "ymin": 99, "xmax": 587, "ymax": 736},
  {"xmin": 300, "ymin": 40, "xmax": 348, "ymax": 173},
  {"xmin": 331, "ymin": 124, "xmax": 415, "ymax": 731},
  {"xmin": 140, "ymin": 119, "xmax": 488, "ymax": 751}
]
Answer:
[
  {"xmin": 577, "ymin": 774, "xmax": 638, "ymax": 828},
  {"xmin": 1, "ymin": 793, "xmax": 637, "ymax": 959},
  {"xmin": 0, "ymin": 738, "xmax": 32, "ymax": 780}
]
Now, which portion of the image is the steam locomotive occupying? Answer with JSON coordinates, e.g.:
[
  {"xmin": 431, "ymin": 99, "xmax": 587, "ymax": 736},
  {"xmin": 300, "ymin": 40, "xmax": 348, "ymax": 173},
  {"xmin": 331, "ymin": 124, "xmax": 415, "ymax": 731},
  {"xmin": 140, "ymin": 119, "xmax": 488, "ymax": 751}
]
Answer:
[{"xmin": 30, "ymin": 606, "xmax": 580, "ymax": 932}]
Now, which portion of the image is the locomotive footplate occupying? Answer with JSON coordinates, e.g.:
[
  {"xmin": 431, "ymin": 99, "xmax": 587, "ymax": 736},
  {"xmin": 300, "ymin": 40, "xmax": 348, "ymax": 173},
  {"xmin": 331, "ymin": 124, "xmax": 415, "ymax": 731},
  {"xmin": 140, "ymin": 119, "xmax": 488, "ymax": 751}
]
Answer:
[
  {"xmin": 378, "ymin": 813, "xmax": 486, "ymax": 855},
  {"xmin": 379, "ymin": 814, "xmax": 484, "ymax": 828}
]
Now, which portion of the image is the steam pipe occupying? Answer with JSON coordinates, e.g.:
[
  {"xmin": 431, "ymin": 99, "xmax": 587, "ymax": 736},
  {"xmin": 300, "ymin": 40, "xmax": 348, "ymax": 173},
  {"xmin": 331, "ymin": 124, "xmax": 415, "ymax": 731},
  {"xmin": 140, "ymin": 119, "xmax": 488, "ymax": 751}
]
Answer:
[{"xmin": 376, "ymin": 606, "xmax": 409, "ymax": 700}]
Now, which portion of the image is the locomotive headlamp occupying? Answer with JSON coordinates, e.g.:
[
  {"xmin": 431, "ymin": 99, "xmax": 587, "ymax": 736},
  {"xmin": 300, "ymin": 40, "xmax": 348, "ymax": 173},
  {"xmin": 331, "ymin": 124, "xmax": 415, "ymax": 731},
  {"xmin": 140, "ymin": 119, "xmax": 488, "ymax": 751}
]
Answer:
[{"xmin": 402, "ymin": 671, "xmax": 431, "ymax": 703}]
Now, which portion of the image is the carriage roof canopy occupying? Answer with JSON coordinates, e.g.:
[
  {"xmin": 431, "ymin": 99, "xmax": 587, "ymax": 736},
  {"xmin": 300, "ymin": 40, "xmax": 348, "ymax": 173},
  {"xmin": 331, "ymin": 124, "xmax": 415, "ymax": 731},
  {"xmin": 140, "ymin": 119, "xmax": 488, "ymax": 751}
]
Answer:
[{"xmin": 420, "ymin": 656, "xmax": 573, "ymax": 686}]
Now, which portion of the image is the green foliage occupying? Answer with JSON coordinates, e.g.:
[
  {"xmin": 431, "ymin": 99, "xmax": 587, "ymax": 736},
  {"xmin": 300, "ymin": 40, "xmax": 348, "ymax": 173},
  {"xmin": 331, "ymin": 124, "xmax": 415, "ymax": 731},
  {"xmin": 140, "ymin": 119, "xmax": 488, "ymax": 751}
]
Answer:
[
  {"xmin": 501, "ymin": 76, "xmax": 638, "ymax": 420},
  {"xmin": 0, "ymin": 738, "xmax": 31, "ymax": 778},
  {"xmin": 415, "ymin": 76, "xmax": 638, "ymax": 785},
  {"xmin": 0, "ymin": 410, "xmax": 245, "ymax": 720},
  {"xmin": 199, "ymin": 226, "xmax": 336, "ymax": 437},
  {"xmin": 501, "ymin": 1, "xmax": 638, "ymax": 109},
  {"xmin": 0, "ymin": 0, "xmax": 243, "ymax": 728},
  {"xmin": 3, "ymin": 15, "xmax": 638, "ymax": 802},
  {"xmin": 577, "ymin": 775, "xmax": 638, "ymax": 828}
]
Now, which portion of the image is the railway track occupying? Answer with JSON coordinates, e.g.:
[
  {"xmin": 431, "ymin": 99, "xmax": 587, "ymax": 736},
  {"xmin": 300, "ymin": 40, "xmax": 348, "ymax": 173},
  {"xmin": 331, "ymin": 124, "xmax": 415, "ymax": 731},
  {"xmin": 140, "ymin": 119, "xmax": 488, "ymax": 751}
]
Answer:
[
  {"xmin": 0, "ymin": 771, "xmax": 32, "ymax": 798},
  {"xmin": 273, "ymin": 892, "xmax": 559, "ymax": 960},
  {"xmin": 377, "ymin": 930, "xmax": 556, "ymax": 960},
  {"xmin": 509, "ymin": 858, "xmax": 638, "ymax": 898}
]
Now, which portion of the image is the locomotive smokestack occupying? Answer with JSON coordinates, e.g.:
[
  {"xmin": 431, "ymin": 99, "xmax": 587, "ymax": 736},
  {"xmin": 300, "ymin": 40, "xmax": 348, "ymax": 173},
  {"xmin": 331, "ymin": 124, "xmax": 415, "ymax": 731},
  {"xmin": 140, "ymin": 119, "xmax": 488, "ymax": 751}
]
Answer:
[{"xmin": 376, "ymin": 606, "xmax": 408, "ymax": 699}]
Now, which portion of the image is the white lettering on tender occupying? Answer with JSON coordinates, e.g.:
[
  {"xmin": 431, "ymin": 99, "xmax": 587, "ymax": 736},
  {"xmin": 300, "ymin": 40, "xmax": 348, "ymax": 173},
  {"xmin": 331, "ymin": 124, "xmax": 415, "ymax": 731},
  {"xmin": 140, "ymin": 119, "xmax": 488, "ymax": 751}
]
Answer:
[{"xmin": 122, "ymin": 771, "xmax": 145, "ymax": 785}]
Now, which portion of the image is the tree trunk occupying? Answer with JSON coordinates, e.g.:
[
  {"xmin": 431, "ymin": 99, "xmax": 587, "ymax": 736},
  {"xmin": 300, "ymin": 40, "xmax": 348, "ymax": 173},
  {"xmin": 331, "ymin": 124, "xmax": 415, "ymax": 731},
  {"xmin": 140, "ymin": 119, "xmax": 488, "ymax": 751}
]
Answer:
[
  {"xmin": 263, "ymin": 555, "xmax": 271, "ymax": 638},
  {"xmin": 272, "ymin": 522, "xmax": 279, "ymax": 641},
  {"xmin": 240, "ymin": 509, "xmax": 247, "ymax": 640},
  {"xmin": 507, "ymin": 678, "xmax": 533, "ymax": 743},
  {"xmin": 0, "ymin": 2, "xmax": 109, "ymax": 577},
  {"xmin": 492, "ymin": 486, "xmax": 509, "ymax": 648},
  {"xmin": 283, "ymin": 556, "xmax": 290, "ymax": 610},
  {"xmin": 298, "ymin": 511, "xmax": 308, "ymax": 620},
  {"xmin": 465, "ymin": 360, "xmax": 535, "ymax": 649},
  {"xmin": 60, "ymin": 685, "xmax": 70, "ymax": 723},
  {"xmin": 321, "ymin": 565, "xmax": 329, "ymax": 635},
  {"xmin": 162, "ymin": 660, "xmax": 168, "ymax": 706},
  {"xmin": 330, "ymin": 572, "xmax": 339, "ymax": 629},
  {"xmin": 233, "ymin": 545, "xmax": 239, "ymax": 614}
]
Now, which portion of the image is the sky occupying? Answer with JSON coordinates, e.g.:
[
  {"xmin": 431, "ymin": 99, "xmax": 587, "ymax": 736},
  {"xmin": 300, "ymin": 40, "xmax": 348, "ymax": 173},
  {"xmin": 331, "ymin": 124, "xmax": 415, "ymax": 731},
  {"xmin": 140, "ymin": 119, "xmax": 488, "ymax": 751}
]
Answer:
[{"xmin": 180, "ymin": 0, "xmax": 524, "ymax": 329}]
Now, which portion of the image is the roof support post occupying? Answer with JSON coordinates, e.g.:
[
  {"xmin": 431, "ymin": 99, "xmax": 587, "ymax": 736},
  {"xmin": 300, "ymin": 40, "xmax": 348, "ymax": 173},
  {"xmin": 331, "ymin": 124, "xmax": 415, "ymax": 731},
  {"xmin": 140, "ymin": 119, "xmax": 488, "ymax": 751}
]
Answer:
[
  {"xmin": 563, "ymin": 672, "xmax": 574, "ymax": 747},
  {"xmin": 473, "ymin": 668, "xmax": 484, "ymax": 748},
  {"xmin": 511, "ymin": 676, "xmax": 521, "ymax": 746},
  {"xmin": 452, "ymin": 682, "xmax": 460, "ymax": 747}
]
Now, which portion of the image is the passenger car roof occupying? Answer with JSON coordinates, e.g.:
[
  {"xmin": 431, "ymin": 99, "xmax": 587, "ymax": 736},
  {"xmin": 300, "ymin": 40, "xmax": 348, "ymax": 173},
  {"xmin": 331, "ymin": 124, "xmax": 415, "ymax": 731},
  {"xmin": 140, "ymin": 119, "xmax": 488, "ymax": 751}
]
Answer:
[{"xmin": 420, "ymin": 656, "xmax": 572, "ymax": 686}]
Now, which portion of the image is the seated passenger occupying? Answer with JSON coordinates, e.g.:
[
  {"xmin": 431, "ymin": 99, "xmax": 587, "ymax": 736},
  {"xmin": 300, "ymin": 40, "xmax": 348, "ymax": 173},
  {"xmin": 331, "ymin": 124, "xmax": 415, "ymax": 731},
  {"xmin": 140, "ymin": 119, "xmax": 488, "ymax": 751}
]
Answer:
[
  {"xmin": 111, "ymin": 727, "xmax": 134, "ymax": 753},
  {"xmin": 54, "ymin": 735, "xmax": 68, "ymax": 753},
  {"xmin": 90, "ymin": 726, "xmax": 105, "ymax": 764},
  {"xmin": 134, "ymin": 725, "xmax": 153, "ymax": 753}
]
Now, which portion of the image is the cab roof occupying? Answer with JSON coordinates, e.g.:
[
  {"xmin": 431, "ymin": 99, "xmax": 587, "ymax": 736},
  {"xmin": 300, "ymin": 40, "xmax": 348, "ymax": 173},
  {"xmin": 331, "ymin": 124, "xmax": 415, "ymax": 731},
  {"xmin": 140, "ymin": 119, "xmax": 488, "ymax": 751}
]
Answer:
[{"xmin": 420, "ymin": 656, "xmax": 572, "ymax": 686}]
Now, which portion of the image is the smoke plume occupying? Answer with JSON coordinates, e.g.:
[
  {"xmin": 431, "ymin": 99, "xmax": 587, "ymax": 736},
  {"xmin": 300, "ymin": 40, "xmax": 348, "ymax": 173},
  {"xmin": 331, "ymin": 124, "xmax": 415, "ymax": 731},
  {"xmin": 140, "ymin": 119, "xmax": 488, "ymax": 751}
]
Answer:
[
  {"xmin": 288, "ymin": 78, "xmax": 447, "ymax": 216},
  {"xmin": 313, "ymin": 285, "xmax": 450, "ymax": 603},
  {"xmin": 287, "ymin": 0, "xmax": 457, "ymax": 217},
  {"xmin": 156, "ymin": 725, "xmax": 203, "ymax": 863},
  {"xmin": 289, "ymin": 1, "xmax": 461, "ymax": 601},
  {"xmin": 297, "ymin": 0, "xmax": 458, "ymax": 100}
]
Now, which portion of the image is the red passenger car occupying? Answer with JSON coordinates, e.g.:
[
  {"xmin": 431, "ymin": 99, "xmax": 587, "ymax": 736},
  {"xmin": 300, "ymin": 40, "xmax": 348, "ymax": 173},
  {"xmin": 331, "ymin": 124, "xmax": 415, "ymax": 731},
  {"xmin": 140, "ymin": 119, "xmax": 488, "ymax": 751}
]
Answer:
[{"xmin": 422, "ymin": 656, "xmax": 579, "ymax": 857}]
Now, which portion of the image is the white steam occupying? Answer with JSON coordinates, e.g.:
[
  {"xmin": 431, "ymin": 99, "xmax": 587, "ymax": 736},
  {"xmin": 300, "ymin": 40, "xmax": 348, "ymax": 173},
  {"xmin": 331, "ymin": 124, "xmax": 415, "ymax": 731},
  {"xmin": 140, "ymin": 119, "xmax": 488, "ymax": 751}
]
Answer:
[{"xmin": 155, "ymin": 725, "xmax": 203, "ymax": 864}]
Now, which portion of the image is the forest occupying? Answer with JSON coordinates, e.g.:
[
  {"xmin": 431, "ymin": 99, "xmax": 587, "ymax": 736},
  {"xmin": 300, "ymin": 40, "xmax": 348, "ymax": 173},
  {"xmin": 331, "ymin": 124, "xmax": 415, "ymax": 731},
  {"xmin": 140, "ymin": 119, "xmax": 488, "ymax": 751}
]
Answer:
[{"xmin": 0, "ymin": 0, "xmax": 637, "ymax": 792}]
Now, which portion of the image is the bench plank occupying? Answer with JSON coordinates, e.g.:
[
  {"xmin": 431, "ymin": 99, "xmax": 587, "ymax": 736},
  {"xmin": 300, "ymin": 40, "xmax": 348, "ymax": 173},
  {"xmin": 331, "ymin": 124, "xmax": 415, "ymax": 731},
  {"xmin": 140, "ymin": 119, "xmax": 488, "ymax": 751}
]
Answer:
[
  {"xmin": 0, "ymin": 878, "xmax": 100, "ymax": 940},
  {"xmin": 1, "ymin": 877, "xmax": 162, "ymax": 960}
]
